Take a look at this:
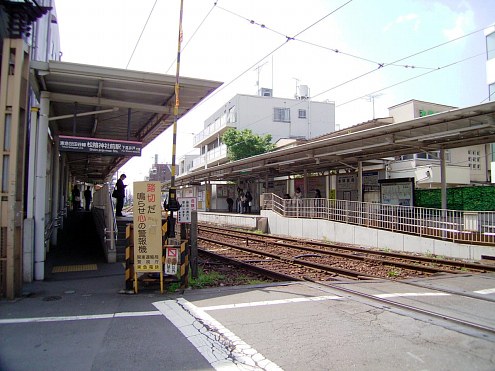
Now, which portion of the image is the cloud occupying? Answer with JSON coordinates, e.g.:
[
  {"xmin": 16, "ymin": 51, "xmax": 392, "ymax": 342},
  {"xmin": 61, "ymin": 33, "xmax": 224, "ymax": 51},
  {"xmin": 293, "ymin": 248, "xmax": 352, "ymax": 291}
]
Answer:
[
  {"xmin": 383, "ymin": 13, "xmax": 420, "ymax": 32},
  {"xmin": 443, "ymin": 11, "xmax": 474, "ymax": 41}
]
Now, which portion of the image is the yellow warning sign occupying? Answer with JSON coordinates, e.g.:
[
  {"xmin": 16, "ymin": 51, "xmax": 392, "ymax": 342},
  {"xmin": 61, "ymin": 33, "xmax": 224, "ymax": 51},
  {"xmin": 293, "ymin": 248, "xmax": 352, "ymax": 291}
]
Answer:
[{"xmin": 133, "ymin": 181, "xmax": 162, "ymax": 272}]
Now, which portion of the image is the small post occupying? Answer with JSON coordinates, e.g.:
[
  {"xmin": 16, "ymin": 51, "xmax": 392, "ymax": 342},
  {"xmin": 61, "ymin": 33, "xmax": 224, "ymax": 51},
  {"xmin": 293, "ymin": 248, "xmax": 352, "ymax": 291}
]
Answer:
[{"xmin": 190, "ymin": 210, "xmax": 198, "ymax": 278}]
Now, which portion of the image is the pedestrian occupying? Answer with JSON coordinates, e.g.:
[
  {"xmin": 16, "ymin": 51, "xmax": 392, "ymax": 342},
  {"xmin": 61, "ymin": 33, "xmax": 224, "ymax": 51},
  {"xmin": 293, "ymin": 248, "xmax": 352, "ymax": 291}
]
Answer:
[
  {"xmin": 245, "ymin": 191, "xmax": 253, "ymax": 213},
  {"xmin": 314, "ymin": 189, "xmax": 322, "ymax": 218},
  {"xmin": 294, "ymin": 187, "xmax": 303, "ymax": 201},
  {"xmin": 293, "ymin": 187, "xmax": 303, "ymax": 216},
  {"xmin": 71, "ymin": 184, "xmax": 81, "ymax": 211},
  {"xmin": 237, "ymin": 188, "xmax": 244, "ymax": 213},
  {"xmin": 115, "ymin": 174, "xmax": 127, "ymax": 217},
  {"xmin": 226, "ymin": 197, "xmax": 234, "ymax": 212},
  {"xmin": 84, "ymin": 186, "xmax": 92, "ymax": 211}
]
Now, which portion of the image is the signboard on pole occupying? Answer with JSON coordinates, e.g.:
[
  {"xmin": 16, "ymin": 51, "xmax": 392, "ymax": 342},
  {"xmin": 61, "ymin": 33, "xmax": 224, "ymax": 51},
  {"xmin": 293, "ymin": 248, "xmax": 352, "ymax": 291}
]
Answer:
[
  {"xmin": 177, "ymin": 197, "xmax": 197, "ymax": 223},
  {"xmin": 133, "ymin": 181, "xmax": 162, "ymax": 272}
]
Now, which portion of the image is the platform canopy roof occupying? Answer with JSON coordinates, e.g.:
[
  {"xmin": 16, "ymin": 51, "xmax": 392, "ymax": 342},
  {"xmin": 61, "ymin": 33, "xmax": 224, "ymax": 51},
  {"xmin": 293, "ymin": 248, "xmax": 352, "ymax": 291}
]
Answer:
[
  {"xmin": 30, "ymin": 60, "xmax": 222, "ymax": 183},
  {"xmin": 175, "ymin": 100, "xmax": 495, "ymax": 186}
]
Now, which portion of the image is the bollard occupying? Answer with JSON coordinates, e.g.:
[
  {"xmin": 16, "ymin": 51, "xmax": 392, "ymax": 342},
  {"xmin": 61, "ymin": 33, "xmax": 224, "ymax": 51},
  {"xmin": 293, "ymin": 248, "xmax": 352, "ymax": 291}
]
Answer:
[
  {"xmin": 180, "ymin": 239, "xmax": 189, "ymax": 289},
  {"xmin": 125, "ymin": 224, "xmax": 134, "ymax": 291}
]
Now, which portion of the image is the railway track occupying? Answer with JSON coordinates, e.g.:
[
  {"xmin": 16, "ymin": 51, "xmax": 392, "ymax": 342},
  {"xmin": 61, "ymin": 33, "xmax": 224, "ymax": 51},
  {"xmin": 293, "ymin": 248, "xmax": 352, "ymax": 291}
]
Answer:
[
  {"xmin": 198, "ymin": 225, "xmax": 495, "ymax": 282},
  {"xmin": 198, "ymin": 224, "xmax": 495, "ymax": 338}
]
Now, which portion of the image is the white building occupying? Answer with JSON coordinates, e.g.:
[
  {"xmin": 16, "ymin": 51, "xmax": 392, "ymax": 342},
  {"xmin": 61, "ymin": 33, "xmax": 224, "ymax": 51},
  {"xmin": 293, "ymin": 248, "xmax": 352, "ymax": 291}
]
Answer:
[
  {"xmin": 188, "ymin": 92, "xmax": 335, "ymax": 171},
  {"xmin": 387, "ymin": 100, "xmax": 491, "ymax": 187},
  {"xmin": 485, "ymin": 24, "xmax": 495, "ymax": 181}
]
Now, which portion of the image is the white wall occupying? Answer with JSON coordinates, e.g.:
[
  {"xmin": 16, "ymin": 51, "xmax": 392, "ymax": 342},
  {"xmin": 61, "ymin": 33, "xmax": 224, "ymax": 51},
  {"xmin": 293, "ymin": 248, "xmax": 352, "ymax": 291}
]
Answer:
[{"xmin": 260, "ymin": 210, "xmax": 495, "ymax": 261}]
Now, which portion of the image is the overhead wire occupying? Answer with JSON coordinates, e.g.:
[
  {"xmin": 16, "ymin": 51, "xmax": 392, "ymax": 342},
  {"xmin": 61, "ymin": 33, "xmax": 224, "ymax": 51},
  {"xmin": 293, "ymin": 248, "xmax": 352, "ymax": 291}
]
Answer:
[
  {"xmin": 126, "ymin": 0, "xmax": 158, "ymax": 69},
  {"xmin": 194, "ymin": 0, "xmax": 354, "ymax": 108},
  {"xmin": 232, "ymin": 47, "xmax": 489, "ymax": 133},
  {"xmin": 336, "ymin": 50, "xmax": 488, "ymax": 108},
  {"xmin": 165, "ymin": 2, "xmax": 218, "ymax": 74}
]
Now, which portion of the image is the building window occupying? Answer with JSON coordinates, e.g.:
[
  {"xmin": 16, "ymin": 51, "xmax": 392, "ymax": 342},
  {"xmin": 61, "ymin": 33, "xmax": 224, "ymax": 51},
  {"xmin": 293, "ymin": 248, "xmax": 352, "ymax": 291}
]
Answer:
[
  {"xmin": 227, "ymin": 106, "xmax": 237, "ymax": 123},
  {"xmin": 273, "ymin": 107, "xmax": 290, "ymax": 122},
  {"xmin": 487, "ymin": 31, "xmax": 495, "ymax": 60},
  {"xmin": 490, "ymin": 83, "xmax": 495, "ymax": 102},
  {"xmin": 468, "ymin": 148, "xmax": 481, "ymax": 170},
  {"xmin": 298, "ymin": 109, "xmax": 306, "ymax": 119}
]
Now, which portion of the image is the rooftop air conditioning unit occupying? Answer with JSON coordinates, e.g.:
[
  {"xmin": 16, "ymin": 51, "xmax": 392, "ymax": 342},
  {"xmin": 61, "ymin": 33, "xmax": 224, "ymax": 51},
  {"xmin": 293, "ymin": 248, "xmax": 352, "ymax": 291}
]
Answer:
[
  {"xmin": 299, "ymin": 85, "xmax": 309, "ymax": 99},
  {"xmin": 261, "ymin": 88, "xmax": 272, "ymax": 97}
]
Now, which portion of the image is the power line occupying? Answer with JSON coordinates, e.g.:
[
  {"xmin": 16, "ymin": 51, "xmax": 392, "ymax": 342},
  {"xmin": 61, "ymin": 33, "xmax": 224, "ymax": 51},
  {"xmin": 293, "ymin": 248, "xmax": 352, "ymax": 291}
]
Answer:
[
  {"xmin": 310, "ymin": 25, "xmax": 488, "ymax": 101},
  {"xmin": 165, "ymin": 2, "xmax": 218, "ymax": 74},
  {"xmin": 336, "ymin": 50, "xmax": 487, "ymax": 108},
  {"xmin": 126, "ymin": 0, "xmax": 158, "ymax": 69},
  {"xmin": 194, "ymin": 0, "xmax": 354, "ymax": 108}
]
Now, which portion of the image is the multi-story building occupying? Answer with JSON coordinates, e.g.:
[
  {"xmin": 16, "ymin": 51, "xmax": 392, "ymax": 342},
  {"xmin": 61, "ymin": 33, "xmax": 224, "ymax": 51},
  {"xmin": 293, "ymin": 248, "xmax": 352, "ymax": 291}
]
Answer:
[
  {"xmin": 485, "ymin": 24, "xmax": 495, "ymax": 180},
  {"xmin": 387, "ymin": 100, "xmax": 491, "ymax": 187},
  {"xmin": 147, "ymin": 155, "xmax": 172, "ymax": 183},
  {"xmin": 188, "ymin": 91, "xmax": 336, "ymax": 171}
]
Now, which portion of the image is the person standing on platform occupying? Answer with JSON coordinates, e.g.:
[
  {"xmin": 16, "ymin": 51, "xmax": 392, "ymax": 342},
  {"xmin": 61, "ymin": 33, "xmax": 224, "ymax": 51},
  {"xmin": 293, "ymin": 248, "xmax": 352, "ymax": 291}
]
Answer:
[
  {"xmin": 84, "ymin": 186, "xmax": 92, "ymax": 211},
  {"xmin": 226, "ymin": 197, "xmax": 234, "ymax": 212},
  {"xmin": 71, "ymin": 185, "xmax": 81, "ymax": 211},
  {"xmin": 115, "ymin": 174, "xmax": 127, "ymax": 217},
  {"xmin": 237, "ymin": 188, "xmax": 244, "ymax": 213},
  {"xmin": 245, "ymin": 191, "xmax": 253, "ymax": 213},
  {"xmin": 294, "ymin": 187, "xmax": 303, "ymax": 217}
]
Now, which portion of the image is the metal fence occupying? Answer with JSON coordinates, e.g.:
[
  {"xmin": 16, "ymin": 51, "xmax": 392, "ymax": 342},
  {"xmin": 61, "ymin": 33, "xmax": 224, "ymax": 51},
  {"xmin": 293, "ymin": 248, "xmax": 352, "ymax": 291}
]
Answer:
[{"xmin": 262, "ymin": 193, "xmax": 495, "ymax": 245}]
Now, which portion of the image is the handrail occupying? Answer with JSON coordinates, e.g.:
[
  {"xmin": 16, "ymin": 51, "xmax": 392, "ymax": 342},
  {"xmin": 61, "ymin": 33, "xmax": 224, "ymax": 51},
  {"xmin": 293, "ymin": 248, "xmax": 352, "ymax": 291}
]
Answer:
[
  {"xmin": 262, "ymin": 193, "xmax": 495, "ymax": 245},
  {"xmin": 109, "ymin": 188, "xmax": 118, "ymax": 239},
  {"xmin": 43, "ymin": 208, "xmax": 66, "ymax": 244}
]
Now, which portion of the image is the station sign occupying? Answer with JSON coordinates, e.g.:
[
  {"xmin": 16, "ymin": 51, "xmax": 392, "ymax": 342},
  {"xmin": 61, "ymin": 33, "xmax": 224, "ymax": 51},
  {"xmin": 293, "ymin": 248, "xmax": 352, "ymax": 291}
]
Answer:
[
  {"xmin": 58, "ymin": 135, "xmax": 142, "ymax": 156},
  {"xmin": 133, "ymin": 181, "xmax": 162, "ymax": 273},
  {"xmin": 177, "ymin": 197, "xmax": 197, "ymax": 223}
]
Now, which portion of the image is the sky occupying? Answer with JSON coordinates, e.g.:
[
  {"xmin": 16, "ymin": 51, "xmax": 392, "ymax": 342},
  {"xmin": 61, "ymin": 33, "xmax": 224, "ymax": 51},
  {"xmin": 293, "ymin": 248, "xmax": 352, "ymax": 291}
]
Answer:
[{"xmin": 54, "ymin": 0, "xmax": 495, "ymax": 183}]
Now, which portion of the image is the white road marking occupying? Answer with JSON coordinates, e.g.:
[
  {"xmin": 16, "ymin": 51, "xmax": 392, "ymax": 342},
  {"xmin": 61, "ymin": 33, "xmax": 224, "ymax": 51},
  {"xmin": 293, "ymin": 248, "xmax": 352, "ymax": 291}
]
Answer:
[
  {"xmin": 201, "ymin": 295, "xmax": 342, "ymax": 311},
  {"xmin": 406, "ymin": 351, "xmax": 425, "ymax": 363},
  {"xmin": 374, "ymin": 292, "xmax": 450, "ymax": 298},
  {"xmin": 153, "ymin": 298, "xmax": 283, "ymax": 370},
  {"xmin": 0, "ymin": 311, "xmax": 161, "ymax": 324},
  {"xmin": 474, "ymin": 288, "xmax": 495, "ymax": 295}
]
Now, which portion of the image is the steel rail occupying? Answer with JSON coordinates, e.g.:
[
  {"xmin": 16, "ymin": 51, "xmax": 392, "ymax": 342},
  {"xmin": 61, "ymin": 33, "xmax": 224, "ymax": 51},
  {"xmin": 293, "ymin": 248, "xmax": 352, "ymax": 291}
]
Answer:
[
  {"xmin": 200, "ymin": 227, "xmax": 464, "ymax": 275},
  {"xmin": 199, "ymin": 225, "xmax": 495, "ymax": 272},
  {"xmin": 316, "ymin": 280, "xmax": 495, "ymax": 337},
  {"xmin": 200, "ymin": 236, "xmax": 377, "ymax": 280}
]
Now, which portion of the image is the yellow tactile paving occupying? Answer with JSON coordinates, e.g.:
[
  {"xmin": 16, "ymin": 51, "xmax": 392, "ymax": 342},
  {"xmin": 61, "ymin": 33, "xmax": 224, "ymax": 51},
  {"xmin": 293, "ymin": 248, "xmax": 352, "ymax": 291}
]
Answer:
[{"xmin": 52, "ymin": 264, "xmax": 97, "ymax": 273}]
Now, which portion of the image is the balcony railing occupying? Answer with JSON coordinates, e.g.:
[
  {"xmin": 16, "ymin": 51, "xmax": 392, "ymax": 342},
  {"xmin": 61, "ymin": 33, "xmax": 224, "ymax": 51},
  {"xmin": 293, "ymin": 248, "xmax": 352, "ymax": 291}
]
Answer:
[
  {"xmin": 193, "ymin": 121, "xmax": 235, "ymax": 147},
  {"xmin": 191, "ymin": 144, "xmax": 228, "ymax": 170},
  {"xmin": 262, "ymin": 193, "xmax": 495, "ymax": 245}
]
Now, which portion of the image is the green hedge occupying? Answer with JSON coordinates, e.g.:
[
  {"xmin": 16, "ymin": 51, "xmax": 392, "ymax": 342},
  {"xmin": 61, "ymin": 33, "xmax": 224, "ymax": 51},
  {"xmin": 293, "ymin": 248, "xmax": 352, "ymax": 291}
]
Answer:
[{"xmin": 414, "ymin": 186, "xmax": 495, "ymax": 211}]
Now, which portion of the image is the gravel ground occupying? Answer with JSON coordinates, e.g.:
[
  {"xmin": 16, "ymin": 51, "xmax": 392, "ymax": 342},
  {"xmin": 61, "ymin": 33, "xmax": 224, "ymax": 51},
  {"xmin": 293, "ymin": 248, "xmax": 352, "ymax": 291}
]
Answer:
[{"xmin": 196, "ymin": 252, "xmax": 276, "ymax": 288}]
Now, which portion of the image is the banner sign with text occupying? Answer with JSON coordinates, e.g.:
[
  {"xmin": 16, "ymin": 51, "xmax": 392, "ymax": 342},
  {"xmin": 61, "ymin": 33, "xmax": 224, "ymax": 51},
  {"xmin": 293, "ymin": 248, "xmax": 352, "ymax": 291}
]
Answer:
[
  {"xmin": 59, "ymin": 135, "xmax": 142, "ymax": 156},
  {"xmin": 133, "ymin": 181, "xmax": 162, "ymax": 272},
  {"xmin": 177, "ymin": 197, "xmax": 197, "ymax": 223}
]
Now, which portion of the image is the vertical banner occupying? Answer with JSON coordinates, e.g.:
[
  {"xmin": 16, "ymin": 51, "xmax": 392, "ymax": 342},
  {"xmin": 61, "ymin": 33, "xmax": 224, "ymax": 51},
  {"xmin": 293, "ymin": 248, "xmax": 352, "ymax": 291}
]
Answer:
[{"xmin": 133, "ymin": 181, "xmax": 162, "ymax": 273}]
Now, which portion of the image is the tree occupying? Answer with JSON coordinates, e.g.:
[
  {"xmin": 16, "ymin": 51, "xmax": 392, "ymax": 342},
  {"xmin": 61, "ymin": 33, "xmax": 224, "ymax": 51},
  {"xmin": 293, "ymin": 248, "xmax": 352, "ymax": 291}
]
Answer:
[{"xmin": 222, "ymin": 128, "xmax": 275, "ymax": 161}]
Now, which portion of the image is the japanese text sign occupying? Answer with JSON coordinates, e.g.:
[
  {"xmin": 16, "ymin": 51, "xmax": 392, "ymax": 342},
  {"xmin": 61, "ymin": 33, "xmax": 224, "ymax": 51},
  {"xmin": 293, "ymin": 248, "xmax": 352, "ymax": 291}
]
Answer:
[
  {"xmin": 177, "ymin": 197, "xmax": 197, "ymax": 223},
  {"xmin": 133, "ymin": 181, "xmax": 162, "ymax": 272}
]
